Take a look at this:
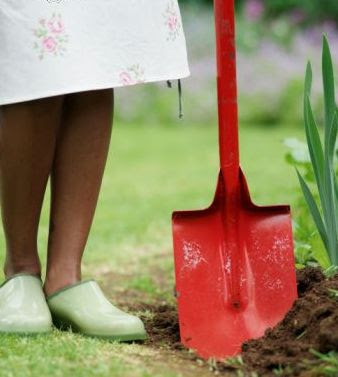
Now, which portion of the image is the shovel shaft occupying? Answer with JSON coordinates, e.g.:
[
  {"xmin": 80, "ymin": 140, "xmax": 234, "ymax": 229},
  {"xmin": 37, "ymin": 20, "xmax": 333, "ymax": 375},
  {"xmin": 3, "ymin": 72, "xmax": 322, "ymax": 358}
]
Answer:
[
  {"xmin": 214, "ymin": 0, "xmax": 239, "ymax": 188},
  {"xmin": 214, "ymin": 0, "xmax": 242, "ymax": 307}
]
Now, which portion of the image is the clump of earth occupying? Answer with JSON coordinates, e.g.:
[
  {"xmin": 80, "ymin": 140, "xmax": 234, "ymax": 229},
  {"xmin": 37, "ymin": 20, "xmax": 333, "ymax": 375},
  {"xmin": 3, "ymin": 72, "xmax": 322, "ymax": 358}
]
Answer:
[{"xmin": 136, "ymin": 267, "xmax": 338, "ymax": 376}]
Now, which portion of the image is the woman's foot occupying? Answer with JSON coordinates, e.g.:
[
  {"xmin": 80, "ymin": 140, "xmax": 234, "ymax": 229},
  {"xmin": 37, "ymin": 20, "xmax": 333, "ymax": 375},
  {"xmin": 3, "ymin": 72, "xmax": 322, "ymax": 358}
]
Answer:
[
  {"xmin": 46, "ymin": 279, "xmax": 147, "ymax": 341},
  {"xmin": 0, "ymin": 274, "xmax": 53, "ymax": 334}
]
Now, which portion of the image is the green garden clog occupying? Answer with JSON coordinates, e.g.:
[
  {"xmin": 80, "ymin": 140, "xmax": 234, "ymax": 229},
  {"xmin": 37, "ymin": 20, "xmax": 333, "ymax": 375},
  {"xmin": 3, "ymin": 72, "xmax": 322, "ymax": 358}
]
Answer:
[
  {"xmin": 46, "ymin": 279, "xmax": 148, "ymax": 341},
  {"xmin": 0, "ymin": 273, "xmax": 53, "ymax": 334}
]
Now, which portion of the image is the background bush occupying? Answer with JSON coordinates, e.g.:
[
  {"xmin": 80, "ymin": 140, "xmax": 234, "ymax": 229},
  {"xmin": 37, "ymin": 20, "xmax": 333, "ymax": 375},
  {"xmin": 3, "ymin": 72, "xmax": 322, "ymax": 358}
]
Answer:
[{"xmin": 180, "ymin": 0, "xmax": 338, "ymax": 25}]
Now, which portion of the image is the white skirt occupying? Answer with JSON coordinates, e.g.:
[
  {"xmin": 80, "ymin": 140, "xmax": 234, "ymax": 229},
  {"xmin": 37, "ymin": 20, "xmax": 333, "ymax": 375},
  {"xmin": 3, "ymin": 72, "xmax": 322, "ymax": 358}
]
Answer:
[{"xmin": 0, "ymin": 0, "xmax": 190, "ymax": 105}]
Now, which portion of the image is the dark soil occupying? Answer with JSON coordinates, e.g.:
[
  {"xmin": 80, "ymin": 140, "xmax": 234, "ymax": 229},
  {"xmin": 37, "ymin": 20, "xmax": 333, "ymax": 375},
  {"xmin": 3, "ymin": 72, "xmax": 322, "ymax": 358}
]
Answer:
[
  {"xmin": 134, "ymin": 267, "xmax": 338, "ymax": 376},
  {"xmin": 240, "ymin": 267, "xmax": 338, "ymax": 376},
  {"xmin": 132, "ymin": 302, "xmax": 184, "ymax": 351}
]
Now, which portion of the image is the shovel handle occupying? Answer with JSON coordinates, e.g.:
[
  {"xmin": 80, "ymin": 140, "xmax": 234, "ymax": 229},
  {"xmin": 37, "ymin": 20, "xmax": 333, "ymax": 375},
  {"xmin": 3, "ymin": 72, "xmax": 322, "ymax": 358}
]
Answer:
[
  {"xmin": 214, "ymin": 0, "xmax": 239, "ymax": 186},
  {"xmin": 214, "ymin": 0, "xmax": 242, "ymax": 308}
]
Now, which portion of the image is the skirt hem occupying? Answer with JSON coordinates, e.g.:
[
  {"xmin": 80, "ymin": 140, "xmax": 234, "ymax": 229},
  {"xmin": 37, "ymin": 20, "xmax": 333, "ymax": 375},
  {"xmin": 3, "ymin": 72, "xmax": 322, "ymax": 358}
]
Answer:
[{"xmin": 0, "ymin": 69, "xmax": 190, "ymax": 106}]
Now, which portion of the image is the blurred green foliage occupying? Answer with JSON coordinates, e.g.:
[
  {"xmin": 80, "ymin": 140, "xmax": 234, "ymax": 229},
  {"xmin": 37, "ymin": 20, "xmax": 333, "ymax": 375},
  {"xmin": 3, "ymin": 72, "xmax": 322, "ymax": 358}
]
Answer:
[
  {"xmin": 260, "ymin": 0, "xmax": 338, "ymax": 25},
  {"xmin": 180, "ymin": 0, "xmax": 338, "ymax": 25},
  {"xmin": 239, "ymin": 79, "xmax": 307, "ymax": 127}
]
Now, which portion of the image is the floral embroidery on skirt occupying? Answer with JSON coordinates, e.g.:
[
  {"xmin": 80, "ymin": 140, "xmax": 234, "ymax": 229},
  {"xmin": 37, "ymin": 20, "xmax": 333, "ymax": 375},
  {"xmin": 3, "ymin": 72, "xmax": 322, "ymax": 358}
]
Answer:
[{"xmin": 32, "ymin": 13, "xmax": 68, "ymax": 60}]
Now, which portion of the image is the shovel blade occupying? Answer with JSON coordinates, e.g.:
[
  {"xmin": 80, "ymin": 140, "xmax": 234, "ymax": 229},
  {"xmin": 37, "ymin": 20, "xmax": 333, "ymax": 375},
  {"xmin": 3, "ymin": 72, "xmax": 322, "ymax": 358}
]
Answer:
[{"xmin": 172, "ymin": 171, "xmax": 297, "ymax": 359}]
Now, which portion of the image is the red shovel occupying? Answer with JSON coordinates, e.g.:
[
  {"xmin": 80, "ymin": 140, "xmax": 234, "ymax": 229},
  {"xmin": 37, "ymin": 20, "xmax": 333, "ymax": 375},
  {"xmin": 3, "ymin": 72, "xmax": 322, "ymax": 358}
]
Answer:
[{"xmin": 172, "ymin": 0, "xmax": 298, "ymax": 360}]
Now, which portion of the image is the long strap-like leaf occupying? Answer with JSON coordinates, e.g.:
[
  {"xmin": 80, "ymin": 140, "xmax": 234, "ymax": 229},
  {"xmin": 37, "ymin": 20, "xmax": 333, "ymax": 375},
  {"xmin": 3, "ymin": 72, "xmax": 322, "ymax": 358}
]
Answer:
[
  {"xmin": 296, "ymin": 169, "xmax": 329, "ymax": 253},
  {"xmin": 322, "ymin": 36, "xmax": 338, "ymax": 265},
  {"xmin": 304, "ymin": 96, "xmax": 329, "ymax": 223},
  {"xmin": 324, "ymin": 111, "xmax": 338, "ymax": 264},
  {"xmin": 322, "ymin": 36, "xmax": 336, "ymax": 153},
  {"xmin": 304, "ymin": 64, "xmax": 325, "ymax": 187}
]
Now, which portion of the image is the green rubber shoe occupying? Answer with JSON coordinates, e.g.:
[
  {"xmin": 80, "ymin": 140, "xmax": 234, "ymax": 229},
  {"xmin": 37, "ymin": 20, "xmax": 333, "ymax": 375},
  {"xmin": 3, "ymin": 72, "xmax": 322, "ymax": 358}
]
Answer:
[
  {"xmin": 0, "ymin": 273, "xmax": 53, "ymax": 334},
  {"xmin": 46, "ymin": 280, "xmax": 148, "ymax": 341}
]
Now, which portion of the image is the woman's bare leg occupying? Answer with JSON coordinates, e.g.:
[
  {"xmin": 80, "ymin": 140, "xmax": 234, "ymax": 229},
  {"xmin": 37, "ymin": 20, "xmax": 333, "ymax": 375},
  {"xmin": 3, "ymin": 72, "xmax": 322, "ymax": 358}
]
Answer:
[
  {"xmin": 43, "ymin": 89, "xmax": 114, "ymax": 296},
  {"xmin": 0, "ymin": 97, "xmax": 64, "ymax": 278}
]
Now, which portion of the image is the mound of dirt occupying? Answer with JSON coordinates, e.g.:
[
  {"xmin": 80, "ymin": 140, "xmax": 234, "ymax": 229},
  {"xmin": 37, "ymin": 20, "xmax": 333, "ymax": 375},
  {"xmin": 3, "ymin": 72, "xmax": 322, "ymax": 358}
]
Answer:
[
  {"xmin": 241, "ymin": 267, "xmax": 338, "ymax": 376},
  {"xmin": 133, "ymin": 267, "xmax": 338, "ymax": 376}
]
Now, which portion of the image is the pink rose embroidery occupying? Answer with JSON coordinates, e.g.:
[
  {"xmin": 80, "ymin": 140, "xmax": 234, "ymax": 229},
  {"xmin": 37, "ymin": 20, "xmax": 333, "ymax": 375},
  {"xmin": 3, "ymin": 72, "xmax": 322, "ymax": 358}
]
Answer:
[
  {"xmin": 163, "ymin": 0, "xmax": 181, "ymax": 41},
  {"xmin": 32, "ymin": 13, "xmax": 68, "ymax": 60},
  {"xmin": 47, "ymin": 15, "xmax": 65, "ymax": 34},
  {"xmin": 42, "ymin": 36, "xmax": 57, "ymax": 53},
  {"xmin": 119, "ymin": 65, "xmax": 145, "ymax": 86},
  {"xmin": 119, "ymin": 72, "xmax": 134, "ymax": 86}
]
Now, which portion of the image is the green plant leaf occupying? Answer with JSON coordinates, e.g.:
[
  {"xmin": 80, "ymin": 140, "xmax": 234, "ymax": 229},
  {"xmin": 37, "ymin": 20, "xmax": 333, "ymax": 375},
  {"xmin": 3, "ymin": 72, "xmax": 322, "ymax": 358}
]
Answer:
[
  {"xmin": 304, "ymin": 61, "xmax": 312, "ymax": 97},
  {"xmin": 303, "ymin": 63, "xmax": 325, "ymax": 191},
  {"xmin": 322, "ymin": 47, "xmax": 338, "ymax": 264},
  {"xmin": 304, "ymin": 96, "xmax": 325, "ymax": 179},
  {"xmin": 323, "ymin": 135, "xmax": 338, "ymax": 264},
  {"xmin": 327, "ymin": 110, "xmax": 338, "ymax": 236},
  {"xmin": 322, "ymin": 165, "xmax": 336, "ymax": 266},
  {"xmin": 322, "ymin": 35, "xmax": 336, "ymax": 151},
  {"xmin": 311, "ymin": 234, "xmax": 331, "ymax": 269},
  {"xmin": 296, "ymin": 169, "xmax": 329, "ymax": 254},
  {"xmin": 327, "ymin": 111, "xmax": 338, "ymax": 163},
  {"xmin": 312, "ymin": 249, "xmax": 331, "ymax": 270},
  {"xmin": 304, "ymin": 96, "xmax": 328, "ymax": 223},
  {"xmin": 298, "ymin": 35, "xmax": 338, "ymax": 268}
]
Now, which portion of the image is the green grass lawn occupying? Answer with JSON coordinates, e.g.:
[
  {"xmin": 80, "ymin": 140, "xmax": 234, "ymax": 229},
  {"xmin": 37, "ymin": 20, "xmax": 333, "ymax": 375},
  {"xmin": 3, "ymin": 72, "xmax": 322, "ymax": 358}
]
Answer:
[{"xmin": 0, "ymin": 121, "xmax": 305, "ymax": 377}]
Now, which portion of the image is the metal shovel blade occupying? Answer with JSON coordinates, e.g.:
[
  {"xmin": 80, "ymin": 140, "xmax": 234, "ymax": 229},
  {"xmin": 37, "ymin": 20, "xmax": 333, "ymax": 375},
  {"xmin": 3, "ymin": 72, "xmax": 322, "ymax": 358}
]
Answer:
[{"xmin": 172, "ymin": 169, "xmax": 298, "ymax": 359}]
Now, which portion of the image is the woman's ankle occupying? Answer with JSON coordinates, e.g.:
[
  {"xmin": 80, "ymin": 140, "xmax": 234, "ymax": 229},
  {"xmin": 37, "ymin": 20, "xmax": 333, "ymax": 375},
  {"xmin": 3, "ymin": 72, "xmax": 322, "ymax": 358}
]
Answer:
[
  {"xmin": 44, "ymin": 265, "xmax": 81, "ymax": 296},
  {"xmin": 4, "ymin": 259, "xmax": 41, "ymax": 279}
]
